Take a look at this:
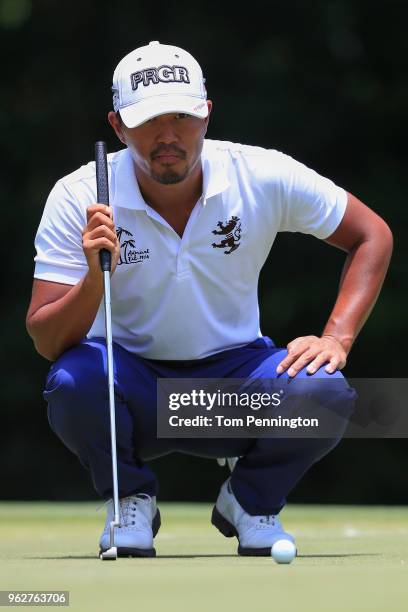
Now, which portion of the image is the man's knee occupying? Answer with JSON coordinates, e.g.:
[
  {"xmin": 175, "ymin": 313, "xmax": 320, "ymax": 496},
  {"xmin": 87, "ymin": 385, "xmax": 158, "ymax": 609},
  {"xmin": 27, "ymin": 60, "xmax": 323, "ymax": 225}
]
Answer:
[
  {"xmin": 45, "ymin": 342, "xmax": 108, "ymax": 399},
  {"xmin": 44, "ymin": 343, "xmax": 110, "ymax": 435},
  {"xmin": 249, "ymin": 349, "xmax": 356, "ymax": 420},
  {"xmin": 300, "ymin": 373, "xmax": 356, "ymax": 420}
]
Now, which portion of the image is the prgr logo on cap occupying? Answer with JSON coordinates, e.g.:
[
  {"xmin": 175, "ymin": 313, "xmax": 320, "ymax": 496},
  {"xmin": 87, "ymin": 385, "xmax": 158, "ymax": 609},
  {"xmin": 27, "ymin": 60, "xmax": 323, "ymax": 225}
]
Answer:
[
  {"xmin": 130, "ymin": 65, "xmax": 190, "ymax": 90},
  {"xmin": 112, "ymin": 42, "xmax": 207, "ymax": 127}
]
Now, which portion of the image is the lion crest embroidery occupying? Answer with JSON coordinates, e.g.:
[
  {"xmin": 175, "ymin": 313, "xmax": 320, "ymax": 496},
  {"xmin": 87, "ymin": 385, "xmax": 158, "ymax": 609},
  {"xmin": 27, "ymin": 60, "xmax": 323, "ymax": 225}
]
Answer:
[{"xmin": 211, "ymin": 215, "xmax": 242, "ymax": 254}]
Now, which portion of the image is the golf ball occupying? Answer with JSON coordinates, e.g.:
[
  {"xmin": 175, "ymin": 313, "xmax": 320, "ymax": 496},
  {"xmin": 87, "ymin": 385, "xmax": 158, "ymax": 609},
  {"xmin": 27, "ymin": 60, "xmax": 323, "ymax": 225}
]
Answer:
[{"xmin": 271, "ymin": 539, "xmax": 296, "ymax": 564}]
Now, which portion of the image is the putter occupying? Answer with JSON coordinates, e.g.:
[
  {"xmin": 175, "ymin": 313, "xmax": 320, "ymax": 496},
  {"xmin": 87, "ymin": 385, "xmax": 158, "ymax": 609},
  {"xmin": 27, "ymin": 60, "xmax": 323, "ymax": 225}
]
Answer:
[{"xmin": 95, "ymin": 141, "xmax": 120, "ymax": 561}]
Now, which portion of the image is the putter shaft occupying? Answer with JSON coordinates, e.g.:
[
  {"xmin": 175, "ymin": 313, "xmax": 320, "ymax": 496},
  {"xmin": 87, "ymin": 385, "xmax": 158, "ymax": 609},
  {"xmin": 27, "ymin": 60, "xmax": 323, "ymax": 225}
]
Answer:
[{"xmin": 103, "ymin": 269, "xmax": 120, "ymax": 547}]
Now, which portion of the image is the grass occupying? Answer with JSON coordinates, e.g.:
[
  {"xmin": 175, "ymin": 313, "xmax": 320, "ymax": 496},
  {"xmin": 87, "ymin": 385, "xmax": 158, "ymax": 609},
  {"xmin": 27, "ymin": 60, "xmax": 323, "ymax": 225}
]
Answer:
[{"xmin": 0, "ymin": 503, "xmax": 407, "ymax": 611}]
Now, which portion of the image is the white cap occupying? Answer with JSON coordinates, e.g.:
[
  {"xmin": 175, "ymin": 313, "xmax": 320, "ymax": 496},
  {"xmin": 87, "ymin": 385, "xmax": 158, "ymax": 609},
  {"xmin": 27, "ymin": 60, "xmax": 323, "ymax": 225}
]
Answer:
[{"xmin": 112, "ymin": 41, "xmax": 208, "ymax": 128}]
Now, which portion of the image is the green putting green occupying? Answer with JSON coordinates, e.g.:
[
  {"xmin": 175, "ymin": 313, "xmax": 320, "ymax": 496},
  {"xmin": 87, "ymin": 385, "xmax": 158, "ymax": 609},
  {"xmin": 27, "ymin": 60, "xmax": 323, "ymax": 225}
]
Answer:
[{"xmin": 0, "ymin": 503, "xmax": 407, "ymax": 611}]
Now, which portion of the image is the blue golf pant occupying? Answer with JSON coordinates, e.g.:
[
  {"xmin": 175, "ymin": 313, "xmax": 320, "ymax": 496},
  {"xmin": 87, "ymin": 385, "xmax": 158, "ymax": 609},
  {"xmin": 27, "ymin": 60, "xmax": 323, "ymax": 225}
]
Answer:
[{"xmin": 44, "ymin": 336, "xmax": 355, "ymax": 515}]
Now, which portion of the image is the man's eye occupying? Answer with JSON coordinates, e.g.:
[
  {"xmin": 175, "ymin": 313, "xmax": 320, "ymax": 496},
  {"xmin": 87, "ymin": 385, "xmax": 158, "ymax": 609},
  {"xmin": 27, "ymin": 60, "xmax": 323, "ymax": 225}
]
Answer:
[{"xmin": 176, "ymin": 113, "xmax": 189, "ymax": 119}]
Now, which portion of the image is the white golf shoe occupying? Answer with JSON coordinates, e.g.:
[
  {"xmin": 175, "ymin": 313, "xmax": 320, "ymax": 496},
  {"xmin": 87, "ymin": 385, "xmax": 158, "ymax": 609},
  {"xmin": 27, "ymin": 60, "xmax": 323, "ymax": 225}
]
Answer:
[
  {"xmin": 99, "ymin": 493, "xmax": 161, "ymax": 558},
  {"xmin": 211, "ymin": 479, "xmax": 296, "ymax": 556}
]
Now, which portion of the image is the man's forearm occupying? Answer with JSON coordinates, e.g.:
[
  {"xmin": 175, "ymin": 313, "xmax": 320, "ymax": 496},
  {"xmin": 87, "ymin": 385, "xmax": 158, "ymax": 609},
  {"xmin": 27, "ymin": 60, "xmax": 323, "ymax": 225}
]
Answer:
[
  {"xmin": 322, "ymin": 229, "xmax": 393, "ymax": 353},
  {"xmin": 27, "ymin": 272, "xmax": 104, "ymax": 361}
]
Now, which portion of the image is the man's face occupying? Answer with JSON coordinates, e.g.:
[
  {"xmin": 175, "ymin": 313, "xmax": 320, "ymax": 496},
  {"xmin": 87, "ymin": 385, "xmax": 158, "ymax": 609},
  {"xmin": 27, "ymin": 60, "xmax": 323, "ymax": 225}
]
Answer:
[{"xmin": 109, "ymin": 101, "xmax": 212, "ymax": 185}]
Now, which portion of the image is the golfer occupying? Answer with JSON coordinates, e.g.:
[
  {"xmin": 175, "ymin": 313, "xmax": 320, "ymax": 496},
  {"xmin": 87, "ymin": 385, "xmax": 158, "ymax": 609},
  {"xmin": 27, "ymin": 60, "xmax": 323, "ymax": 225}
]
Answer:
[{"xmin": 26, "ymin": 41, "xmax": 392, "ymax": 557}]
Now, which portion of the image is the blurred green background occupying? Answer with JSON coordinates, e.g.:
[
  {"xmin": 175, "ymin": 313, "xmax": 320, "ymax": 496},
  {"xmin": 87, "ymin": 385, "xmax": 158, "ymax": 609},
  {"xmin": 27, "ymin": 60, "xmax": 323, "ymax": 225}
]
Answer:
[{"xmin": 1, "ymin": 0, "xmax": 407, "ymax": 503}]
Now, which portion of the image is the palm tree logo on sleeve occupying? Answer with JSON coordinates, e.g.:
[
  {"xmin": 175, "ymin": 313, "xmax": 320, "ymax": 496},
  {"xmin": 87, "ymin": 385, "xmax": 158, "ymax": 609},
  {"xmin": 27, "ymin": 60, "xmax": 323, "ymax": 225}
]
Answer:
[
  {"xmin": 116, "ymin": 227, "xmax": 150, "ymax": 265},
  {"xmin": 211, "ymin": 216, "xmax": 241, "ymax": 254}
]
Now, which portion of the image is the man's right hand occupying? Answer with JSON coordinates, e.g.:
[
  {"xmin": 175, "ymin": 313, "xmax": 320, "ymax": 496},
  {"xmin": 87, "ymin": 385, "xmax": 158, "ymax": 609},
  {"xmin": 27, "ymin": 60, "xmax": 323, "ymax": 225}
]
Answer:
[{"xmin": 82, "ymin": 205, "xmax": 120, "ymax": 275}]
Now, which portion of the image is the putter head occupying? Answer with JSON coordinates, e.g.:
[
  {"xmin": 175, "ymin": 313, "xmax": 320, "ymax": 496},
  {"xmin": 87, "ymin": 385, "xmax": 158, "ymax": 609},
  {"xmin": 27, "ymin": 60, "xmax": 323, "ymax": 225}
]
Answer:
[
  {"xmin": 99, "ymin": 519, "xmax": 120, "ymax": 560},
  {"xmin": 100, "ymin": 546, "xmax": 118, "ymax": 560}
]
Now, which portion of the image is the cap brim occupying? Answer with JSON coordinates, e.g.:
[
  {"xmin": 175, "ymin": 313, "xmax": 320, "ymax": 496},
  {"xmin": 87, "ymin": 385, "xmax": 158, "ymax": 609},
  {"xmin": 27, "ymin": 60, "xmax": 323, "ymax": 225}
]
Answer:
[{"xmin": 119, "ymin": 95, "xmax": 208, "ymax": 128}]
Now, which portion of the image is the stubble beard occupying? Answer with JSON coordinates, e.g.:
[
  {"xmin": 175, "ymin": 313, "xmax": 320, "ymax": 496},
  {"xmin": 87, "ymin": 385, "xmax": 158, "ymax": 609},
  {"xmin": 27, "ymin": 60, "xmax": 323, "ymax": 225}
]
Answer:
[
  {"xmin": 149, "ymin": 143, "xmax": 191, "ymax": 185},
  {"xmin": 150, "ymin": 165, "xmax": 189, "ymax": 185}
]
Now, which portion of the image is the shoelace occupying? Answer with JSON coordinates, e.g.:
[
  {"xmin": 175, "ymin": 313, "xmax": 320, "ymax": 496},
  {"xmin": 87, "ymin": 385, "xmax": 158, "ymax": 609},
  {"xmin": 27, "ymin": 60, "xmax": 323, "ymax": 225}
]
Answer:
[
  {"xmin": 97, "ymin": 493, "xmax": 152, "ymax": 527},
  {"xmin": 227, "ymin": 480, "xmax": 277, "ymax": 529},
  {"xmin": 258, "ymin": 515, "xmax": 276, "ymax": 527},
  {"xmin": 119, "ymin": 493, "xmax": 152, "ymax": 526}
]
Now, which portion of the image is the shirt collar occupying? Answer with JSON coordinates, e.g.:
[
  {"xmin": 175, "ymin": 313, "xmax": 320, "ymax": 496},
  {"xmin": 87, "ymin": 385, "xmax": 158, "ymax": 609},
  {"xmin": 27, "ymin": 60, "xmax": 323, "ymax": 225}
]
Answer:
[
  {"xmin": 111, "ymin": 141, "xmax": 230, "ymax": 210},
  {"xmin": 111, "ymin": 148, "xmax": 147, "ymax": 211},
  {"xmin": 201, "ymin": 140, "xmax": 230, "ymax": 202}
]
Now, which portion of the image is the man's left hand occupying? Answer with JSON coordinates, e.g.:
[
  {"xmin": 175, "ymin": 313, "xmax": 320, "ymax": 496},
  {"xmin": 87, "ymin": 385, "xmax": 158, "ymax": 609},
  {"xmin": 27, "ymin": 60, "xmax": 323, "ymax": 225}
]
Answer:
[{"xmin": 276, "ymin": 335, "xmax": 348, "ymax": 377}]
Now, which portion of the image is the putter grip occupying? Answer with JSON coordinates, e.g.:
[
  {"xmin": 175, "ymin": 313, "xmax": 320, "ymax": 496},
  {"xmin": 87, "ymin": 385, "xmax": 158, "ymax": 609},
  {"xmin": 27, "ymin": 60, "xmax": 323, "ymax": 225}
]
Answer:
[{"xmin": 95, "ymin": 141, "xmax": 111, "ymax": 272}]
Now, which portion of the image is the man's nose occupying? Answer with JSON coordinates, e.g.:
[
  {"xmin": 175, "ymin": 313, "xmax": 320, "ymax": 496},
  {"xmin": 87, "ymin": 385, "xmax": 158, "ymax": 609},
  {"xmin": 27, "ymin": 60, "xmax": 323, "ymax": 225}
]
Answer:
[{"xmin": 155, "ymin": 117, "xmax": 179, "ymax": 143}]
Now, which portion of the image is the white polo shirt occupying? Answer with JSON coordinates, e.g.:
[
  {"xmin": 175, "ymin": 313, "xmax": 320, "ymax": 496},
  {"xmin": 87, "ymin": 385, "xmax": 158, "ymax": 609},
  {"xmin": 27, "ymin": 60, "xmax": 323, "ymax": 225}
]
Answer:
[{"xmin": 34, "ymin": 139, "xmax": 347, "ymax": 360}]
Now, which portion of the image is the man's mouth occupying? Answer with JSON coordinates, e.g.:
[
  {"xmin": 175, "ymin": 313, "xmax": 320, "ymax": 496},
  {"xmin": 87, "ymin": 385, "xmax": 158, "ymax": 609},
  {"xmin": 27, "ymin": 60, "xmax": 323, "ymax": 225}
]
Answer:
[
  {"xmin": 154, "ymin": 154, "xmax": 182, "ymax": 164},
  {"xmin": 151, "ymin": 146, "xmax": 186, "ymax": 165}
]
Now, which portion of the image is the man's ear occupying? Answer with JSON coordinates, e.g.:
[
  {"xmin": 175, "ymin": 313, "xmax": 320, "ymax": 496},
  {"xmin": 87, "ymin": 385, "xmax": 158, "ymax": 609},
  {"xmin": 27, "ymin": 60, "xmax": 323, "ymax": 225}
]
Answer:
[{"xmin": 108, "ymin": 111, "xmax": 127, "ymax": 145}]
